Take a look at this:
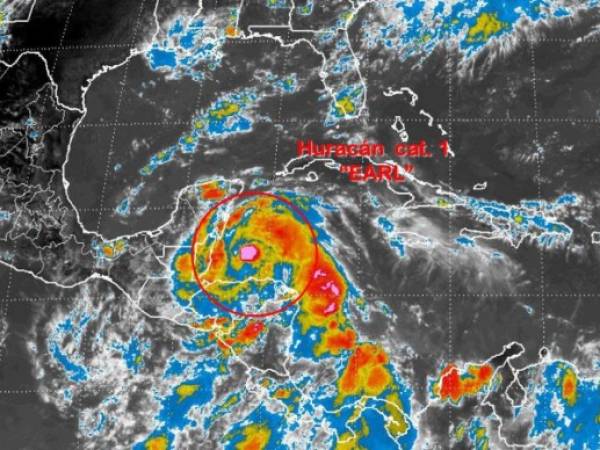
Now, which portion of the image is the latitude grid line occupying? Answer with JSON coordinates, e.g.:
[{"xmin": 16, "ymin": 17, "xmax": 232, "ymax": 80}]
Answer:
[
  {"xmin": 53, "ymin": 116, "xmax": 600, "ymax": 129},
  {"xmin": 77, "ymin": 205, "xmax": 176, "ymax": 212},
  {"xmin": 0, "ymin": 292, "xmax": 598, "ymax": 303},
  {"xmin": 0, "ymin": 37, "xmax": 283, "ymax": 54},
  {"xmin": 364, "ymin": 293, "xmax": 600, "ymax": 298},
  {"xmin": 2, "ymin": 297, "xmax": 79, "ymax": 303},
  {"xmin": 0, "ymin": 385, "xmax": 213, "ymax": 393},
  {"xmin": 1, "ymin": 35, "xmax": 599, "ymax": 53}
]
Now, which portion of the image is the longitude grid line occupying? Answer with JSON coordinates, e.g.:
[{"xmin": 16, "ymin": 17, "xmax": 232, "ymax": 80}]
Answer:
[
  {"xmin": 529, "ymin": 39, "xmax": 546, "ymax": 351},
  {"xmin": 80, "ymin": 1, "xmax": 147, "ymax": 448},
  {"xmin": 259, "ymin": 25, "xmax": 293, "ymax": 427},
  {"xmin": 94, "ymin": 0, "xmax": 148, "ymax": 234},
  {"xmin": 271, "ymin": 31, "xmax": 291, "ymax": 182},
  {"xmin": 171, "ymin": 12, "xmax": 214, "ymax": 400},
  {"xmin": 0, "ymin": 0, "xmax": 77, "ymax": 397},
  {"xmin": 183, "ymin": 22, "xmax": 211, "ymax": 198},
  {"xmin": 446, "ymin": 41, "xmax": 454, "ymax": 445},
  {"xmin": 0, "ymin": 272, "xmax": 12, "ymax": 366},
  {"xmin": 29, "ymin": 0, "xmax": 77, "ymax": 177},
  {"xmin": 354, "ymin": 23, "xmax": 370, "ymax": 389},
  {"xmin": 47, "ymin": 2, "xmax": 86, "ymax": 448},
  {"xmin": 0, "ymin": 171, "xmax": 18, "ymax": 370},
  {"xmin": 2, "ymin": 2, "xmax": 94, "ymax": 446},
  {"xmin": 361, "ymin": 17, "xmax": 369, "ymax": 288},
  {"xmin": 78, "ymin": 295, "xmax": 91, "ymax": 450}
]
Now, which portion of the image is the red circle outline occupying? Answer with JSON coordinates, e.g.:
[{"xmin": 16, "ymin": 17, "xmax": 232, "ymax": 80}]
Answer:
[{"xmin": 190, "ymin": 191, "xmax": 320, "ymax": 319}]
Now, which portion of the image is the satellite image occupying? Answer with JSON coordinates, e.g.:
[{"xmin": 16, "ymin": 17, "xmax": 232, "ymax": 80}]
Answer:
[{"xmin": 1, "ymin": 0, "xmax": 600, "ymax": 448}]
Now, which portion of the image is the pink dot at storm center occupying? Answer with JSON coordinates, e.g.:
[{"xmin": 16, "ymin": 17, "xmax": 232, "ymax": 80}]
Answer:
[{"xmin": 239, "ymin": 244, "xmax": 260, "ymax": 262}]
